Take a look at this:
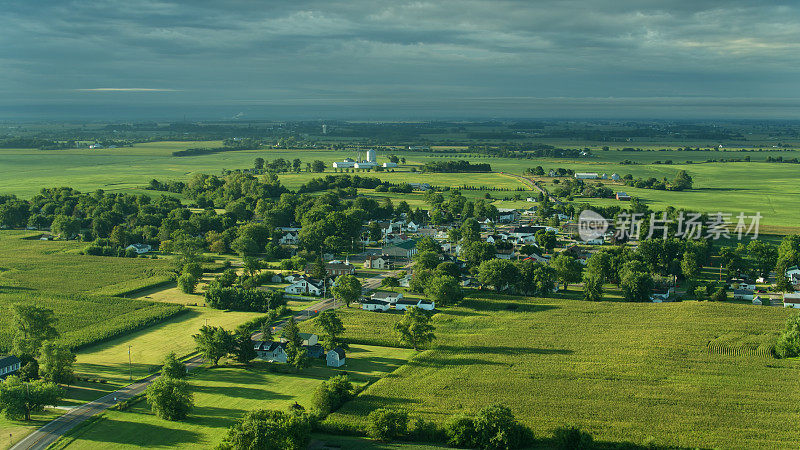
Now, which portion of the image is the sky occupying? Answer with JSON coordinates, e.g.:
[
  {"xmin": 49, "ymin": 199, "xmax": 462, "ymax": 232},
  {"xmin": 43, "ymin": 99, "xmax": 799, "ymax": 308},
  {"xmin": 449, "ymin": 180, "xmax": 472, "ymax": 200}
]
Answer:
[{"xmin": 2, "ymin": 0, "xmax": 800, "ymax": 120}]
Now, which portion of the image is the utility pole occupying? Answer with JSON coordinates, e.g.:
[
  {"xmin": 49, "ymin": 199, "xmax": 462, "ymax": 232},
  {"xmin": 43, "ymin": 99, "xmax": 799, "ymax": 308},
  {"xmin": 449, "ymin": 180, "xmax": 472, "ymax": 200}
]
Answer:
[{"xmin": 128, "ymin": 345, "xmax": 133, "ymax": 381}]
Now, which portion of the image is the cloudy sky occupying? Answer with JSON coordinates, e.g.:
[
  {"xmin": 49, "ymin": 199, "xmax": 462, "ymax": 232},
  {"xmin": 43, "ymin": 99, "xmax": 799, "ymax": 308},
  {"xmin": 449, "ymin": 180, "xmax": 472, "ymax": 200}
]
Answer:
[{"xmin": 2, "ymin": 0, "xmax": 799, "ymax": 120}]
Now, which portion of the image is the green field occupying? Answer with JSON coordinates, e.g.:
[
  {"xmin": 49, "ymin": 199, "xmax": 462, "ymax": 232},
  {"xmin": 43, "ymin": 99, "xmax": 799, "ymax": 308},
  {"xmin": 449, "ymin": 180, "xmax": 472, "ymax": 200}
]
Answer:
[
  {"xmin": 55, "ymin": 345, "xmax": 415, "ymax": 449},
  {"xmin": 0, "ymin": 232, "xmax": 181, "ymax": 352},
  {"xmin": 312, "ymin": 295, "xmax": 800, "ymax": 449},
  {"xmin": 2, "ymin": 141, "xmax": 800, "ymax": 230}
]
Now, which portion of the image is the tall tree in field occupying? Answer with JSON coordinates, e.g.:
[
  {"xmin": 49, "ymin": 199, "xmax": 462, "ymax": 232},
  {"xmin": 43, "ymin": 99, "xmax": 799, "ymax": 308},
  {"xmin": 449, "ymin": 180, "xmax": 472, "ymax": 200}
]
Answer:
[
  {"xmin": 0, "ymin": 376, "xmax": 62, "ymax": 421},
  {"xmin": 146, "ymin": 376, "xmax": 194, "ymax": 421},
  {"xmin": 12, "ymin": 305, "xmax": 59, "ymax": 358},
  {"xmin": 232, "ymin": 326, "xmax": 257, "ymax": 365},
  {"xmin": 192, "ymin": 325, "xmax": 234, "ymax": 366},
  {"xmin": 680, "ymin": 251, "xmax": 700, "ymax": 280},
  {"xmin": 331, "ymin": 274, "xmax": 361, "ymax": 307},
  {"xmin": 281, "ymin": 317, "xmax": 309, "ymax": 371},
  {"xmin": 394, "ymin": 307, "xmax": 436, "ymax": 350},
  {"xmin": 316, "ymin": 310, "xmax": 346, "ymax": 351},
  {"xmin": 477, "ymin": 259, "xmax": 519, "ymax": 292},
  {"xmin": 161, "ymin": 352, "xmax": 187, "ymax": 379},
  {"xmin": 50, "ymin": 215, "xmax": 81, "ymax": 239},
  {"xmin": 38, "ymin": 342, "xmax": 76, "ymax": 385},
  {"xmin": 747, "ymin": 240, "xmax": 778, "ymax": 278},
  {"xmin": 583, "ymin": 253, "xmax": 606, "ymax": 301}
]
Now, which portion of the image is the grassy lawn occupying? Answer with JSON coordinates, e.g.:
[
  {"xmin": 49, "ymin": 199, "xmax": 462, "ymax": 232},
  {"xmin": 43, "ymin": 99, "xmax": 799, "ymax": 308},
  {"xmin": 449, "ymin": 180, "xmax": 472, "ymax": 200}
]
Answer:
[
  {"xmin": 54, "ymin": 345, "xmax": 414, "ymax": 449},
  {"xmin": 0, "ymin": 410, "xmax": 65, "ymax": 450},
  {"xmin": 73, "ymin": 306, "xmax": 264, "ymax": 385},
  {"xmin": 319, "ymin": 294, "xmax": 800, "ymax": 449}
]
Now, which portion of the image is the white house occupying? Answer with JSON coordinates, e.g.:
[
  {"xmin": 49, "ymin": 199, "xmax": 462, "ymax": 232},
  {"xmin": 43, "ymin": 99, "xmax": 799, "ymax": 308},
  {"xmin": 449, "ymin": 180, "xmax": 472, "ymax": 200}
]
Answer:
[
  {"xmin": 395, "ymin": 299, "xmax": 435, "ymax": 311},
  {"xmin": 417, "ymin": 300, "xmax": 435, "ymax": 311},
  {"xmin": 650, "ymin": 287, "xmax": 675, "ymax": 302},
  {"xmin": 574, "ymin": 172, "xmax": 599, "ymax": 179},
  {"xmin": 733, "ymin": 289, "xmax": 754, "ymax": 301},
  {"xmin": 382, "ymin": 162, "xmax": 398, "ymax": 168},
  {"xmin": 786, "ymin": 266, "xmax": 800, "ymax": 282},
  {"xmin": 284, "ymin": 277, "xmax": 324, "ymax": 296},
  {"xmin": 372, "ymin": 291, "xmax": 403, "ymax": 303},
  {"xmin": 398, "ymin": 273, "xmax": 412, "ymax": 287},
  {"xmin": 364, "ymin": 255, "xmax": 390, "ymax": 270},
  {"xmin": 125, "ymin": 243, "xmax": 151, "ymax": 254},
  {"xmin": 496, "ymin": 249, "xmax": 515, "ymax": 260},
  {"xmin": 405, "ymin": 221, "xmax": 420, "ymax": 233},
  {"xmin": 253, "ymin": 341, "xmax": 288, "ymax": 363},
  {"xmin": 783, "ymin": 292, "xmax": 800, "ymax": 308},
  {"xmin": 752, "ymin": 296, "xmax": 763, "ymax": 305},
  {"xmin": 0, "ymin": 355, "xmax": 21, "ymax": 378},
  {"xmin": 361, "ymin": 298, "xmax": 391, "ymax": 311},
  {"xmin": 326, "ymin": 348, "xmax": 346, "ymax": 367},
  {"xmin": 610, "ymin": 173, "xmax": 621, "ymax": 181},
  {"xmin": 497, "ymin": 209, "xmax": 520, "ymax": 223}
]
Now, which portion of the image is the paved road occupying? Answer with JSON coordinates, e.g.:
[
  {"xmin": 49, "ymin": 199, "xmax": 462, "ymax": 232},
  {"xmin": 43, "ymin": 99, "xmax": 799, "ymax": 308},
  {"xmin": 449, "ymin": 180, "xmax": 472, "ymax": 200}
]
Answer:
[{"xmin": 14, "ymin": 266, "xmax": 410, "ymax": 449}]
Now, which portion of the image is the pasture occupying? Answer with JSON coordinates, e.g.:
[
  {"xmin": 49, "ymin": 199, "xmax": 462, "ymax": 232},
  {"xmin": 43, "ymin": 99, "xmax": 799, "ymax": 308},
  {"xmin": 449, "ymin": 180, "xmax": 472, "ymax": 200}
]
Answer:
[
  {"xmin": 318, "ymin": 295, "xmax": 800, "ymax": 449},
  {"xmin": 54, "ymin": 345, "xmax": 415, "ymax": 449}
]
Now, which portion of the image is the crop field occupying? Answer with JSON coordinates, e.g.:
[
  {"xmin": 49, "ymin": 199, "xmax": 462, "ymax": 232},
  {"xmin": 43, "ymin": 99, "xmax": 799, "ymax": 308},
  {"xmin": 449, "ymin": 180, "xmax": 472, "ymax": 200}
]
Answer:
[
  {"xmin": 0, "ymin": 231, "xmax": 172, "ymax": 295},
  {"xmin": 317, "ymin": 295, "xmax": 800, "ymax": 449},
  {"xmin": 54, "ymin": 345, "xmax": 415, "ymax": 449}
]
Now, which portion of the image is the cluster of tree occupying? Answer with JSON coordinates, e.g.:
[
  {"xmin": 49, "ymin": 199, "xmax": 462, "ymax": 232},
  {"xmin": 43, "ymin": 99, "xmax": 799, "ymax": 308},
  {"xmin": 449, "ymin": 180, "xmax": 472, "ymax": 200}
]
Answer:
[
  {"xmin": 765, "ymin": 156, "xmax": 800, "ymax": 164},
  {"xmin": 0, "ymin": 137, "xmax": 72, "ymax": 150},
  {"xmin": 217, "ymin": 408, "xmax": 313, "ymax": 450},
  {"xmin": 310, "ymin": 374, "xmax": 353, "ymax": 415},
  {"xmin": 204, "ymin": 286, "xmax": 286, "ymax": 312},
  {"xmin": 171, "ymin": 139, "xmax": 263, "ymax": 157},
  {"xmin": 192, "ymin": 323, "xmax": 264, "ymax": 367},
  {"xmin": 0, "ymin": 305, "xmax": 78, "ymax": 421},
  {"xmin": 775, "ymin": 313, "xmax": 800, "ymax": 358},
  {"xmin": 550, "ymin": 179, "xmax": 614, "ymax": 200},
  {"xmin": 466, "ymin": 143, "xmax": 589, "ymax": 159},
  {"xmin": 424, "ymin": 192, "xmax": 499, "ymax": 225},
  {"xmin": 524, "ymin": 166, "xmax": 574, "ymax": 177},
  {"xmin": 421, "ymin": 160, "xmax": 492, "ymax": 173},
  {"xmin": 621, "ymin": 170, "xmax": 693, "ymax": 191}
]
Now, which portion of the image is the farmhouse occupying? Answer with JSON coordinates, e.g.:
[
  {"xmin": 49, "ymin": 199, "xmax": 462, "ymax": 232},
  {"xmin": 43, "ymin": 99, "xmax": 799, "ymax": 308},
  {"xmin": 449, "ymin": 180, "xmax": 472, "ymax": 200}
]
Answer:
[
  {"xmin": 496, "ymin": 248, "xmax": 515, "ymax": 260},
  {"xmin": 733, "ymin": 289, "xmax": 754, "ymax": 301},
  {"xmin": 395, "ymin": 299, "xmax": 436, "ymax": 311},
  {"xmin": 327, "ymin": 348, "xmax": 346, "ymax": 367},
  {"xmin": 575, "ymin": 172, "xmax": 599, "ymax": 179},
  {"xmin": 785, "ymin": 266, "xmax": 800, "ymax": 282},
  {"xmin": 611, "ymin": 173, "xmax": 621, "ymax": 180},
  {"xmin": 361, "ymin": 298, "xmax": 390, "ymax": 311},
  {"xmin": 409, "ymin": 183, "xmax": 432, "ymax": 191},
  {"xmin": 497, "ymin": 209, "xmax": 520, "ymax": 223},
  {"xmin": 783, "ymin": 292, "xmax": 800, "ymax": 308},
  {"xmin": 0, "ymin": 355, "xmax": 21, "ymax": 378},
  {"xmin": 615, "ymin": 192, "xmax": 631, "ymax": 201},
  {"xmin": 372, "ymin": 291, "xmax": 403, "ymax": 303},
  {"xmin": 382, "ymin": 162, "xmax": 398, "ymax": 168},
  {"xmin": 284, "ymin": 276, "xmax": 324, "ymax": 296},
  {"xmin": 125, "ymin": 243, "xmax": 151, "ymax": 254},
  {"xmin": 253, "ymin": 341, "xmax": 288, "ymax": 363}
]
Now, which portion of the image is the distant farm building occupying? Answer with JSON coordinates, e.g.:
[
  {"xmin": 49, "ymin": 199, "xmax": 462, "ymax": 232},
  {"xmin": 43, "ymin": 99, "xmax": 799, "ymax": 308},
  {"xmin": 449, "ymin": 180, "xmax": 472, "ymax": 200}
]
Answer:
[
  {"xmin": 615, "ymin": 192, "xmax": 631, "ymax": 201},
  {"xmin": 574, "ymin": 173, "xmax": 599, "ymax": 180}
]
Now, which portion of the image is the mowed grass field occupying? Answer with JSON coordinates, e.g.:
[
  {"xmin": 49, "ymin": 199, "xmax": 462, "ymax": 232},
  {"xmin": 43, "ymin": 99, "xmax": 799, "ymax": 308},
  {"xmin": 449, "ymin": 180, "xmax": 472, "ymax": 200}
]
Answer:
[
  {"xmin": 315, "ymin": 295, "xmax": 800, "ymax": 449},
  {"xmin": 55, "ymin": 345, "xmax": 415, "ymax": 449}
]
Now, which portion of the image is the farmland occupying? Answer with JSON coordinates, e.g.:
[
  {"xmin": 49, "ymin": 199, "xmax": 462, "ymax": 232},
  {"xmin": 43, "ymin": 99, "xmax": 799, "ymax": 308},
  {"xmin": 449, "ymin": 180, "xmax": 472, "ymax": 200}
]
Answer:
[
  {"xmin": 2, "ymin": 140, "xmax": 800, "ymax": 230},
  {"xmin": 315, "ymin": 295, "xmax": 800, "ymax": 449}
]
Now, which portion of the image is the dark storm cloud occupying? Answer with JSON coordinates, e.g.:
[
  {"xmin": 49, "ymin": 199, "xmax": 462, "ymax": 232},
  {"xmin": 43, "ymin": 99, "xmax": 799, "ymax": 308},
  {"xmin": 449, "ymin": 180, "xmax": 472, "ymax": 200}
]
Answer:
[{"xmin": 1, "ymin": 0, "xmax": 799, "ymax": 119}]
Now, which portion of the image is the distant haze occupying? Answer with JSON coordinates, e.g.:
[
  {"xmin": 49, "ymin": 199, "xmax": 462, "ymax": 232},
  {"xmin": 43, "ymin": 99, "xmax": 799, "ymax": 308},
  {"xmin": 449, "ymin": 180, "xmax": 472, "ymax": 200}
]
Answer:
[{"xmin": 2, "ymin": 1, "xmax": 800, "ymax": 120}]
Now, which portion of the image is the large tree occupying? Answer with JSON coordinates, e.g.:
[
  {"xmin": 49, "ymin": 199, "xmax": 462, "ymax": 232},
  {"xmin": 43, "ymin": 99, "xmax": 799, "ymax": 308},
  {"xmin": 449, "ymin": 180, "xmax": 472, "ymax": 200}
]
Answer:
[
  {"xmin": 281, "ymin": 317, "xmax": 309, "ymax": 371},
  {"xmin": 394, "ymin": 307, "xmax": 436, "ymax": 350},
  {"xmin": 315, "ymin": 310, "xmax": 346, "ymax": 351},
  {"xmin": 146, "ymin": 376, "xmax": 194, "ymax": 421},
  {"xmin": 161, "ymin": 352, "xmax": 187, "ymax": 379},
  {"xmin": 232, "ymin": 326, "xmax": 257, "ymax": 365},
  {"xmin": 12, "ymin": 304, "xmax": 59, "ymax": 357},
  {"xmin": 38, "ymin": 342, "xmax": 76, "ymax": 385},
  {"xmin": 0, "ymin": 376, "xmax": 62, "ymax": 421},
  {"xmin": 424, "ymin": 275, "xmax": 463, "ymax": 307},
  {"xmin": 551, "ymin": 254, "xmax": 583, "ymax": 290},
  {"xmin": 477, "ymin": 259, "xmax": 520, "ymax": 292},
  {"xmin": 192, "ymin": 325, "xmax": 234, "ymax": 366},
  {"xmin": 331, "ymin": 274, "xmax": 361, "ymax": 307}
]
